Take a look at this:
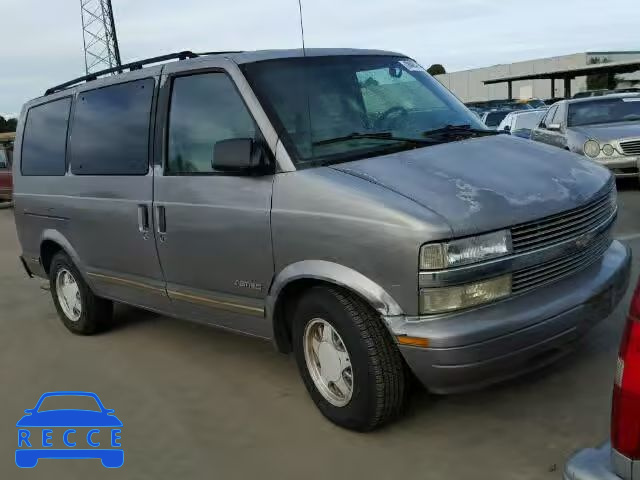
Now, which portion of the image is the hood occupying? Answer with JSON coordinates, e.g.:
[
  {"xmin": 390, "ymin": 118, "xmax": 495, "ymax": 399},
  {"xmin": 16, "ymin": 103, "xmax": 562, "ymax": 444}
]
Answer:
[
  {"xmin": 570, "ymin": 121, "xmax": 640, "ymax": 142},
  {"xmin": 16, "ymin": 410, "xmax": 123, "ymax": 427},
  {"xmin": 330, "ymin": 135, "xmax": 612, "ymax": 237}
]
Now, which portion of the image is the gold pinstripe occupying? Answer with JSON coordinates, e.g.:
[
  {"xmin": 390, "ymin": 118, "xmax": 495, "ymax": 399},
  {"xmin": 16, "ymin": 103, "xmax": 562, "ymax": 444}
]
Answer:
[{"xmin": 87, "ymin": 272, "xmax": 263, "ymax": 316}]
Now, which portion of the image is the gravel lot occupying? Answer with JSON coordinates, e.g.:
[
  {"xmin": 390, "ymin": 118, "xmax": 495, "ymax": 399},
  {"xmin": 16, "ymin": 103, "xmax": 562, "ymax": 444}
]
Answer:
[{"xmin": 1, "ymin": 183, "xmax": 639, "ymax": 480}]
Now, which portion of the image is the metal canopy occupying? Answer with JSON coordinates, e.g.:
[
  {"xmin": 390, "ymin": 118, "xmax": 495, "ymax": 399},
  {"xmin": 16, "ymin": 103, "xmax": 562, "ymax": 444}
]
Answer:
[
  {"xmin": 483, "ymin": 59, "xmax": 640, "ymax": 99},
  {"xmin": 484, "ymin": 59, "xmax": 640, "ymax": 84}
]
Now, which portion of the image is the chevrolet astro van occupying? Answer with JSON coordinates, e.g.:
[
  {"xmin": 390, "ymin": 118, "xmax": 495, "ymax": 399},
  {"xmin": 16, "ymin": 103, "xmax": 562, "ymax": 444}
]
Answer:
[{"xmin": 13, "ymin": 49, "xmax": 631, "ymax": 431}]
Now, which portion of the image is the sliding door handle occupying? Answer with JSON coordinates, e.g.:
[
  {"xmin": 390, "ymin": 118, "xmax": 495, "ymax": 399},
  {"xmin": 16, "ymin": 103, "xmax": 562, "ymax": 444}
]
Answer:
[
  {"xmin": 137, "ymin": 204, "xmax": 149, "ymax": 232},
  {"xmin": 156, "ymin": 206, "xmax": 166, "ymax": 234}
]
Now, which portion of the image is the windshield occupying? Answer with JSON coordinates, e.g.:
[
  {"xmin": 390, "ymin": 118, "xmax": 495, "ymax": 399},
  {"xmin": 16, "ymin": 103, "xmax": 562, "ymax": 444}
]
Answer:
[
  {"xmin": 568, "ymin": 97, "xmax": 640, "ymax": 126},
  {"xmin": 242, "ymin": 55, "xmax": 485, "ymax": 166},
  {"xmin": 484, "ymin": 111, "xmax": 510, "ymax": 127}
]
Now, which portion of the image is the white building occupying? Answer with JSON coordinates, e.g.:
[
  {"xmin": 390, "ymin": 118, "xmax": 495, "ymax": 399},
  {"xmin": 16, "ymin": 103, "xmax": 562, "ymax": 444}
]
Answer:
[{"xmin": 436, "ymin": 51, "xmax": 640, "ymax": 103}]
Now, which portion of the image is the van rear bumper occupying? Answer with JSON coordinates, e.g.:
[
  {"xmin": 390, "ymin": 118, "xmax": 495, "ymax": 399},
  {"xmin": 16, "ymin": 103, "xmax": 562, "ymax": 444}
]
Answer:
[{"xmin": 388, "ymin": 240, "xmax": 631, "ymax": 394}]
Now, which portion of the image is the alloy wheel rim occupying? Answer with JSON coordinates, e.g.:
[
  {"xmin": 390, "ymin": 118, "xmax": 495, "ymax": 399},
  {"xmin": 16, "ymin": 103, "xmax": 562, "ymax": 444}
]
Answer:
[
  {"xmin": 303, "ymin": 318, "xmax": 354, "ymax": 407},
  {"xmin": 56, "ymin": 268, "xmax": 82, "ymax": 322}
]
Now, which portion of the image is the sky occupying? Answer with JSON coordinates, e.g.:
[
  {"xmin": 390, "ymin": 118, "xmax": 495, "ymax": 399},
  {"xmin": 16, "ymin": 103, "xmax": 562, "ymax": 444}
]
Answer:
[{"xmin": 1, "ymin": 0, "xmax": 638, "ymax": 117}]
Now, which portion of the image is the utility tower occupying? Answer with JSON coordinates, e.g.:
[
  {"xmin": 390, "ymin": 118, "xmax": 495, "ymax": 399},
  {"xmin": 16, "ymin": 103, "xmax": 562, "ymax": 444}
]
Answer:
[{"xmin": 79, "ymin": 0, "xmax": 122, "ymax": 74}]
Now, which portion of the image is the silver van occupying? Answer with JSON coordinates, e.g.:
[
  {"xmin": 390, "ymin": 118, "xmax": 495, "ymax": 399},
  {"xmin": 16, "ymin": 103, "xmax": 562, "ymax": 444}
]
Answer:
[{"xmin": 13, "ymin": 49, "xmax": 631, "ymax": 431}]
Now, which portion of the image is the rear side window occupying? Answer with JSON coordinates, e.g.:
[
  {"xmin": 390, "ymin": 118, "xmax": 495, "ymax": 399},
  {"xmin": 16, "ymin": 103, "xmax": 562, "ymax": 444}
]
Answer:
[
  {"xmin": 21, "ymin": 97, "xmax": 71, "ymax": 176},
  {"xmin": 70, "ymin": 78, "xmax": 154, "ymax": 175}
]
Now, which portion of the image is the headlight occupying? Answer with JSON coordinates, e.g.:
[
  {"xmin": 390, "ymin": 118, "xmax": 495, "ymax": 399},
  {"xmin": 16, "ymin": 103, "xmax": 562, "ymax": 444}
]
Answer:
[
  {"xmin": 602, "ymin": 144, "xmax": 615, "ymax": 156},
  {"xmin": 420, "ymin": 274, "xmax": 512, "ymax": 314},
  {"xmin": 584, "ymin": 140, "xmax": 601, "ymax": 158},
  {"xmin": 420, "ymin": 230, "xmax": 512, "ymax": 270}
]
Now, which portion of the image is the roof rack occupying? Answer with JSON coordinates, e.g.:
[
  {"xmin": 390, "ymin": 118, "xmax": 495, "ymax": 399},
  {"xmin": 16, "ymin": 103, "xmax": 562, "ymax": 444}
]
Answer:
[{"xmin": 44, "ymin": 50, "xmax": 242, "ymax": 96}]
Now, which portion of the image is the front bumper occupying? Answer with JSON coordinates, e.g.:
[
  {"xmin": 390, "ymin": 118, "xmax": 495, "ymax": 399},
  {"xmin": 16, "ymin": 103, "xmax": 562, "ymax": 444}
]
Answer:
[
  {"xmin": 596, "ymin": 156, "xmax": 639, "ymax": 178},
  {"xmin": 388, "ymin": 240, "xmax": 631, "ymax": 394}
]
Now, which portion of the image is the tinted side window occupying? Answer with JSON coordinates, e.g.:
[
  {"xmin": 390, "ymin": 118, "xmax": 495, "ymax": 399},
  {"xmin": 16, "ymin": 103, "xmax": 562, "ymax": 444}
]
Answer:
[
  {"xmin": 70, "ymin": 79, "xmax": 153, "ymax": 175},
  {"xmin": 21, "ymin": 98, "xmax": 71, "ymax": 176},
  {"xmin": 167, "ymin": 73, "xmax": 256, "ymax": 174}
]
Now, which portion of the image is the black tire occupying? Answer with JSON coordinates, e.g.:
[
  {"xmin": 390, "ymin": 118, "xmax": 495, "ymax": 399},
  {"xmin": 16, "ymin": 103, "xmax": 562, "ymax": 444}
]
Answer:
[
  {"xmin": 292, "ymin": 286, "xmax": 406, "ymax": 431},
  {"xmin": 49, "ymin": 252, "xmax": 113, "ymax": 335}
]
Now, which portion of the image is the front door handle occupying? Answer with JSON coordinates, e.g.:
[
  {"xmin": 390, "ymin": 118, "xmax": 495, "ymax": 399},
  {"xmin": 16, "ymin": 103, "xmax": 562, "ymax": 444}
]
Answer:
[
  {"xmin": 137, "ymin": 205, "xmax": 149, "ymax": 233},
  {"xmin": 156, "ymin": 206, "xmax": 166, "ymax": 234}
]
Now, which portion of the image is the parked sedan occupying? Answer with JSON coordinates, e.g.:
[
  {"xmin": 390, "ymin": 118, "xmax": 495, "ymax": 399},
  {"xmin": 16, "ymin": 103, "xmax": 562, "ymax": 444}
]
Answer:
[
  {"xmin": 497, "ymin": 109, "xmax": 546, "ymax": 139},
  {"xmin": 563, "ymin": 276, "xmax": 640, "ymax": 480},
  {"xmin": 530, "ymin": 94, "xmax": 640, "ymax": 179}
]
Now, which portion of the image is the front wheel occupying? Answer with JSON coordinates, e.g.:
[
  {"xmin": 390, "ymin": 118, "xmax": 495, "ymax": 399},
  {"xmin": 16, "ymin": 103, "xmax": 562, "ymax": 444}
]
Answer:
[{"xmin": 292, "ymin": 286, "xmax": 406, "ymax": 431}]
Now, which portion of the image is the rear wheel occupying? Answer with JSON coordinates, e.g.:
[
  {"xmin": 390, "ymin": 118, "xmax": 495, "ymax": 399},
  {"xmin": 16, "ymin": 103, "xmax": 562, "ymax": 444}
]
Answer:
[
  {"xmin": 49, "ymin": 252, "xmax": 113, "ymax": 334},
  {"xmin": 292, "ymin": 286, "xmax": 406, "ymax": 431}
]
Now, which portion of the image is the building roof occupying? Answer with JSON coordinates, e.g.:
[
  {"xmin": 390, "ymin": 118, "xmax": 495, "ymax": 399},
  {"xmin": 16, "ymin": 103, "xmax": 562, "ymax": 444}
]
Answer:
[{"xmin": 484, "ymin": 59, "xmax": 640, "ymax": 85}]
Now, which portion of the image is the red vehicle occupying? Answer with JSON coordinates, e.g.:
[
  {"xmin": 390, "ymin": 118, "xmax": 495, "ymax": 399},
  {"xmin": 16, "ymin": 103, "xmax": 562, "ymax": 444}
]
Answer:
[
  {"xmin": 0, "ymin": 132, "xmax": 15, "ymax": 204},
  {"xmin": 564, "ymin": 276, "xmax": 640, "ymax": 479}
]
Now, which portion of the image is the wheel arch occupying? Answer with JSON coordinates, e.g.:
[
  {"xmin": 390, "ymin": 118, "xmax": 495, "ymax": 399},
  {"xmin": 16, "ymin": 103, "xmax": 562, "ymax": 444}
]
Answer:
[
  {"xmin": 39, "ymin": 230, "xmax": 85, "ymax": 278},
  {"xmin": 266, "ymin": 260, "xmax": 404, "ymax": 353}
]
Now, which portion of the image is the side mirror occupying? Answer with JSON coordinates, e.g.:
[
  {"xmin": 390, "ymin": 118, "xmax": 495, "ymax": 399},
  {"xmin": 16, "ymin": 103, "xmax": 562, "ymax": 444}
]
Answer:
[
  {"xmin": 212, "ymin": 138, "xmax": 264, "ymax": 174},
  {"xmin": 547, "ymin": 123, "xmax": 561, "ymax": 131},
  {"xmin": 502, "ymin": 125, "xmax": 511, "ymax": 133}
]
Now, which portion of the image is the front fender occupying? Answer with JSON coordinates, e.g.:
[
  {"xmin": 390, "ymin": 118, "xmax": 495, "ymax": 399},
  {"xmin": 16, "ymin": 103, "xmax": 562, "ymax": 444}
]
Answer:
[{"xmin": 266, "ymin": 260, "xmax": 405, "ymax": 324}]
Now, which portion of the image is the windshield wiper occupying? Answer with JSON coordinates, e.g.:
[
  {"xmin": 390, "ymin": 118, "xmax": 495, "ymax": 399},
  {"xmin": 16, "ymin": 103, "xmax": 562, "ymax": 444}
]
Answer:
[
  {"xmin": 313, "ymin": 131, "xmax": 437, "ymax": 147},
  {"xmin": 422, "ymin": 124, "xmax": 498, "ymax": 139}
]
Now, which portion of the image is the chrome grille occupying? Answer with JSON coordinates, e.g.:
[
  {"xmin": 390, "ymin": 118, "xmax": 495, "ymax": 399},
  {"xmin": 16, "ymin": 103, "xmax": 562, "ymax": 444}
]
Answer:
[
  {"xmin": 511, "ymin": 188, "xmax": 615, "ymax": 254},
  {"xmin": 620, "ymin": 139, "xmax": 640, "ymax": 156},
  {"xmin": 512, "ymin": 234, "xmax": 611, "ymax": 294}
]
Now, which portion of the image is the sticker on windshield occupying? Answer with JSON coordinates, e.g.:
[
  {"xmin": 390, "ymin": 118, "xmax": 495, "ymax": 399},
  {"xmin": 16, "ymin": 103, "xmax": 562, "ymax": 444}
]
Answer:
[{"xmin": 399, "ymin": 60, "xmax": 424, "ymax": 72}]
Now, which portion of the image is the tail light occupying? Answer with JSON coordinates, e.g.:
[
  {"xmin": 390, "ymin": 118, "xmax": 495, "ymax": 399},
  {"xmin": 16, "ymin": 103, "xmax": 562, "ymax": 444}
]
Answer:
[{"xmin": 612, "ymin": 280, "xmax": 640, "ymax": 459}]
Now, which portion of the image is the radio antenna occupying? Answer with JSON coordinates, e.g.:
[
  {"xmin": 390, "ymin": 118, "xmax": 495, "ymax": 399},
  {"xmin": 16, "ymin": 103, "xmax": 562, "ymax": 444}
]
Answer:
[{"xmin": 297, "ymin": 0, "xmax": 306, "ymax": 56}]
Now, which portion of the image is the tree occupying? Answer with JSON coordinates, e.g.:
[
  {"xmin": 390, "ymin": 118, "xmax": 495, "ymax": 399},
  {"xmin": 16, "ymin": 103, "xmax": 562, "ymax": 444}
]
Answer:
[
  {"xmin": 427, "ymin": 64, "xmax": 446, "ymax": 76},
  {"xmin": 586, "ymin": 57, "xmax": 613, "ymax": 91},
  {"xmin": 0, "ymin": 116, "xmax": 17, "ymax": 133}
]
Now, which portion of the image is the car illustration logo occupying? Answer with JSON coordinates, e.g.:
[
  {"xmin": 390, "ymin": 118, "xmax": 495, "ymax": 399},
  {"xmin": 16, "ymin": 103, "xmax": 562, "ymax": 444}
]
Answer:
[{"xmin": 15, "ymin": 391, "xmax": 123, "ymax": 468}]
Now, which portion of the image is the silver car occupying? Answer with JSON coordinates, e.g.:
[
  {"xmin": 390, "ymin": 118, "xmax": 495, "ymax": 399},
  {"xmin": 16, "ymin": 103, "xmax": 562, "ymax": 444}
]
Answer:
[
  {"xmin": 531, "ymin": 94, "xmax": 640, "ymax": 180},
  {"xmin": 13, "ymin": 49, "xmax": 631, "ymax": 430},
  {"xmin": 497, "ymin": 109, "xmax": 547, "ymax": 139}
]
